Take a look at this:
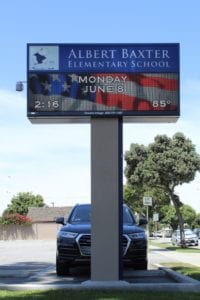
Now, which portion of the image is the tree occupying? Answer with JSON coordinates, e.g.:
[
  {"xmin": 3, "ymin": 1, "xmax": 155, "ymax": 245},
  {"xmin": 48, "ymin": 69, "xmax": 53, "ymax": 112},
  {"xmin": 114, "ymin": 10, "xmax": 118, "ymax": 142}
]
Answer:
[
  {"xmin": 181, "ymin": 205, "xmax": 197, "ymax": 228},
  {"xmin": 124, "ymin": 132, "xmax": 200, "ymax": 247},
  {"xmin": 160, "ymin": 204, "xmax": 197, "ymax": 230},
  {"xmin": 3, "ymin": 192, "xmax": 46, "ymax": 216},
  {"xmin": 124, "ymin": 184, "xmax": 170, "ymax": 217},
  {"xmin": 160, "ymin": 205, "xmax": 177, "ymax": 230},
  {"xmin": 194, "ymin": 213, "xmax": 200, "ymax": 228},
  {"xmin": 123, "ymin": 184, "xmax": 145, "ymax": 215}
]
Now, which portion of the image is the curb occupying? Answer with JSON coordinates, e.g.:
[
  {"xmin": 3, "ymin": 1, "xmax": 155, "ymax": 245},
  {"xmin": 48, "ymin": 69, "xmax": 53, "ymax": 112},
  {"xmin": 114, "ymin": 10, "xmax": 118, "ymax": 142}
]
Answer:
[
  {"xmin": 161, "ymin": 267, "xmax": 200, "ymax": 284},
  {"xmin": 0, "ymin": 281, "xmax": 200, "ymax": 292},
  {"xmin": 0, "ymin": 265, "xmax": 200, "ymax": 292}
]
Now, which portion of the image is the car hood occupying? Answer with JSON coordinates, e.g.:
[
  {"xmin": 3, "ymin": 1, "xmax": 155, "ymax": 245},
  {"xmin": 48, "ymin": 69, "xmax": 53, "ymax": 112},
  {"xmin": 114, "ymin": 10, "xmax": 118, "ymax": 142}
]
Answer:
[
  {"xmin": 185, "ymin": 234, "xmax": 197, "ymax": 238},
  {"xmin": 61, "ymin": 223, "xmax": 91, "ymax": 234},
  {"xmin": 60, "ymin": 223, "xmax": 145, "ymax": 234}
]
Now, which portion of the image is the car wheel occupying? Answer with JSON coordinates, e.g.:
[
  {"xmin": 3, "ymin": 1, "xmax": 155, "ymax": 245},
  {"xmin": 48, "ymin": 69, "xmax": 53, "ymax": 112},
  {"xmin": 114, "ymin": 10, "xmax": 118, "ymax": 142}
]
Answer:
[
  {"xmin": 175, "ymin": 240, "xmax": 180, "ymax": 246},
  {"xmin": 56, "ymin": 254, "xmax": 70, "ymax": 276}
]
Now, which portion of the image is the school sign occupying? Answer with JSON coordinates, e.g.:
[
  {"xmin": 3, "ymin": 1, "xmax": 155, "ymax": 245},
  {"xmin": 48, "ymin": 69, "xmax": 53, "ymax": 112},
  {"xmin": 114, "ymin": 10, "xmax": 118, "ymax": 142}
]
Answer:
[{"xmin": 27, "ymin": 43, "xmax": 180, "ymax": 123}]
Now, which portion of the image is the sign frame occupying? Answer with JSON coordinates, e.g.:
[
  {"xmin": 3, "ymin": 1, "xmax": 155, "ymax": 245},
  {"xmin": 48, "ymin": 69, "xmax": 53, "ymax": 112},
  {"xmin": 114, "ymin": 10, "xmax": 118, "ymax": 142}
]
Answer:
[
  {"xmin": 143, "ymin": 196, "xmax": 152, "ymax": 206},
  {"xmin": 27, "ymin": 43, "xmax": 180, "ymax": 123}
]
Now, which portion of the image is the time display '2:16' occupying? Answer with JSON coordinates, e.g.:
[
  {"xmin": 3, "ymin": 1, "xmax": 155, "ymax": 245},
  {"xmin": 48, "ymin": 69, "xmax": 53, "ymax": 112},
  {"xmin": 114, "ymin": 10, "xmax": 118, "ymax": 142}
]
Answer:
[{"xmin": 34, "ymin": 100, "xmax": 60, "ymax": 110}]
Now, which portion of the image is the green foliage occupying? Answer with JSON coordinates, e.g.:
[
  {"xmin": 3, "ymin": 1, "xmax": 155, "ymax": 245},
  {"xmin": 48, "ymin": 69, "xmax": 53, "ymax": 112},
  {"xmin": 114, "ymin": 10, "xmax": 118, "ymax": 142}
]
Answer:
[
  {"xmin": 195, "ymin": 213, "xmax": 200, "ymax": 226},
  {"xmin": 123, "ymin": 184, "xmax": 145, "ymax": 214},
  {"xmin": 181, "ymin": 205, "xmax": 197, "ymax": 228},
  {"xmin": 124, "ymin": 132, "xmax": 200, "ymax": 244},
  {"xmin": 125, "ymin": 132, "xmax": 200, "ymax": 191},
  {"xmin": 162, "ymin": 262, "xmax": 200, "ymax": 281},
  {"xmin": 123, "ymin": 184, "xmax": 170, "ymax": 217},
  {"xmin": 3, "ymin": 192, "xmax": 46, "ymax": 216},
  {"xmin": 0, "ymin": 289, "xmax": 200, "ymax": 300},
  {"xmin": 160, "ymin": 205, "xmax": 178, "ymax": 230},
  {"xmin": 160, "ymin": 204, "xmax": 197, "ymax": 230},
  {"xmin": 0, "ymin": 213, "xmax": 32, "ymax": 225}
]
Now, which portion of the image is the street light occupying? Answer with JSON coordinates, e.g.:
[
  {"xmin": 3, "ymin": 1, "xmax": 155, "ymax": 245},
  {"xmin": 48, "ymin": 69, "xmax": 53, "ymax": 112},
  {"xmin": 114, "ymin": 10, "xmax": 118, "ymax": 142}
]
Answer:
[{"xmin": 16, "ymin": 81, "xmax": 27, "ymax": 92}]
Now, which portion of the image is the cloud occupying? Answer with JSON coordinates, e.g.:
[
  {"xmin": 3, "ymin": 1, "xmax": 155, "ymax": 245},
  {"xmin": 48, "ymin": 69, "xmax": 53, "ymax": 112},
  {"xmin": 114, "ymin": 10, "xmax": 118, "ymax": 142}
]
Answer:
[{"xmin": 0, "ymin": 90, "xmax": 91, "ymax": 214}]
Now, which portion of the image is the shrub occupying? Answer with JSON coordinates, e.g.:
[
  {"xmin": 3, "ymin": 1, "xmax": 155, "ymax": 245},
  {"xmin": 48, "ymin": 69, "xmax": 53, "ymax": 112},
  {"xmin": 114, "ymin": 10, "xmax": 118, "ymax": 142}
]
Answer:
[{"xmin": 0, "ymin": 213, "xmax": 32, "ymax": 225}]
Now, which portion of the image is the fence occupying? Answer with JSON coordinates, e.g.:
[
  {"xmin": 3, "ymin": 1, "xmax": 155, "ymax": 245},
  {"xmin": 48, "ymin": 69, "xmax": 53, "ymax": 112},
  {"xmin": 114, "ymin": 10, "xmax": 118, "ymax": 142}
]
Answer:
[{"xmin": 0, "ymin": 223, "xmax": 61, "ymax": 240}]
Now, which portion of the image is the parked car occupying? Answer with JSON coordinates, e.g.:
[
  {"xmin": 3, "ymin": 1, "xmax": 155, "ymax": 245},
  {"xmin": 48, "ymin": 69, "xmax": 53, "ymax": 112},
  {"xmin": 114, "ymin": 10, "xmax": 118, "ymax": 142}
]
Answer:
[
  {"xmin": 152, "ymin": 231, "xmax": 163, "ymax": 238},
  {"xmin": 193, "ymin": 228, "xmax": 200, "ymax": 238},
  {"xmin": 55, "ymin": 203, "xmax": 148, "ymax": 275},
  {"xmin": 171, "ymin": 229, "xmax": 199, "ymax": 246}
]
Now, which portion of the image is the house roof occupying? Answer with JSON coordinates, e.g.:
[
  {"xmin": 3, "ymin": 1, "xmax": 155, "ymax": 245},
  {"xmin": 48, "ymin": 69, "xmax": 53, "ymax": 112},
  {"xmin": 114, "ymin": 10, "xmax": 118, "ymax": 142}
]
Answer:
[{"xmin": 27, "ymin": 206, "xmax": 73, "ymax": 223}]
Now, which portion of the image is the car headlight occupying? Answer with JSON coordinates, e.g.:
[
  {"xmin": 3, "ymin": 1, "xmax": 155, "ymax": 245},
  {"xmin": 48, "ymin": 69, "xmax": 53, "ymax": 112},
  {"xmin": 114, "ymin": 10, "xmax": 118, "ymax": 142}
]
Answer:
[
  {"xmin": 128, "ymin": 232, "xmax": 146, "ymax": 239},
  {"xmin": 59, "ymin": 231, "xmax": 78, "ymax": 238}
]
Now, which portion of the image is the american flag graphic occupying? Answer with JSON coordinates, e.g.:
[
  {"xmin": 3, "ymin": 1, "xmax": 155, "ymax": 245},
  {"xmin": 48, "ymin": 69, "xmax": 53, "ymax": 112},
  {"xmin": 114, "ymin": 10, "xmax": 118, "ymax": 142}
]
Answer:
[{"xmin": 28, "ymin": 73, "xmax": 178, "ymax": 112}]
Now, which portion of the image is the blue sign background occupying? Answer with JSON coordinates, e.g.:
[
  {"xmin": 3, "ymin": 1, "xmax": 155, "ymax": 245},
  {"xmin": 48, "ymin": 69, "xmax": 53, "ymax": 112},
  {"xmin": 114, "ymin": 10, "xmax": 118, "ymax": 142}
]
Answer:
[
  {"xmin": 28, "ymin": 43, "xmax": 179, "ymax": 73},
  {"xmin": 59, "ymin": 43, "xmax": 179, "ymax": 73},
  {"xmin": 27, "ymin": 43, "xmax": 180, "ymax": 123}
]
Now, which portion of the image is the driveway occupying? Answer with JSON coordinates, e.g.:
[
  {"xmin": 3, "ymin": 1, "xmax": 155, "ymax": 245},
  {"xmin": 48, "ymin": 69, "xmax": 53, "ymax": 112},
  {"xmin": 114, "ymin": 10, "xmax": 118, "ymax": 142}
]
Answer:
[{"xmin": 0, "ymin": 239, "xmax": 199, "ymax": 287}]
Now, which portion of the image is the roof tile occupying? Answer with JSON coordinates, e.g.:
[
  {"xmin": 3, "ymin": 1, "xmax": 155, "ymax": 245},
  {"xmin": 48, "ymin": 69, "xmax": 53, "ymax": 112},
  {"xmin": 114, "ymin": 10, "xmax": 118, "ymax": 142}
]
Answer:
[{"xmin": 27, "ymin": 206, "xmax": 73, "ymax": 222}]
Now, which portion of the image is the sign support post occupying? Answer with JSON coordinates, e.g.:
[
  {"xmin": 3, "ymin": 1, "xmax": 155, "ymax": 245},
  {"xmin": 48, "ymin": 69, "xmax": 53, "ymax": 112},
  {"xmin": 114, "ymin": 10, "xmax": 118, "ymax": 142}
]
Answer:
[
  {"xmin": 91, "ymin": 117, "xmax": 123, "ymax": 281},
  {"xmin": 143, "ymin": 196, "xmax": 152, "ymax": 238},
  {"xmin": 26, "ymin": 43, "xmax": 180, "ymax": 282}
]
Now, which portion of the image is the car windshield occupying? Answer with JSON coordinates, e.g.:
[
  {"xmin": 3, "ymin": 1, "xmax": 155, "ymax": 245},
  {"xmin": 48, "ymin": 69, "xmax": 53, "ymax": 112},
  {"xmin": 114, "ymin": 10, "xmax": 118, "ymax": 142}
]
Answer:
[
  {"xmin": 184, "ymin": 229, "xmax": 193, "ymax": 235},
  {"xmin": 176, "ymin": 229, "xmax": 194, "ymax": 236},
  {"xmin": 69, "ymin": 205, "xmax": 136, "ymax": 225},
  {"xmin": 123, "ymin": 206, "xmax": 136, "ymax": 225},
  {"xmin": 70, "ymin": 205, "xmax": 91, "ymax": 223}
]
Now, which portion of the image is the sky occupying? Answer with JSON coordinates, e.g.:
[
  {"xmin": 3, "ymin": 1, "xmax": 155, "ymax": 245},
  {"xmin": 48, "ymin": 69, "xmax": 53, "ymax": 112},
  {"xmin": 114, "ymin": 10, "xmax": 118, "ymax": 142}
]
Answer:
[{"xmin": 0, "ymin": 0, "xmax": 200, "ymax": 215}]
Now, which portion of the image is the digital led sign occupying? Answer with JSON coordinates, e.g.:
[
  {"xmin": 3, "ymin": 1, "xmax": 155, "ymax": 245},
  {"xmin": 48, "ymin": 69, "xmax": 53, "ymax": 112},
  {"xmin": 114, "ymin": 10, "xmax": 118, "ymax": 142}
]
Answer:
[{"xmin": 27, "ymin": 43, "xmax": 180, "ymax": 123}]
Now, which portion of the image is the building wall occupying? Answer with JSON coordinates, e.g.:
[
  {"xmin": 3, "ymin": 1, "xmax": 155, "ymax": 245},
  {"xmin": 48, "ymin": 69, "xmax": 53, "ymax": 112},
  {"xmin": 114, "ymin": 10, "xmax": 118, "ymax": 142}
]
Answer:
[{"xmin": 0, "ymin": 223, "xmax": 61, "ymax": 240}]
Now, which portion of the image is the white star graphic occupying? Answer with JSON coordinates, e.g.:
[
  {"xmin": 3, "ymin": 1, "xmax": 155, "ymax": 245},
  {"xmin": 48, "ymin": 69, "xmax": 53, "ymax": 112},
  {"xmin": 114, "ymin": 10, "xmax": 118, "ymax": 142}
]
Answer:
[
  {"xmin": 69, "ymin": 74, "xmax": 79, "ymax": 82},
  {"xmin": 51, "ymin": 74, "xmax": 61, "ymax": 82},
  {"xmin": 62, "ymin": 82, "xmax": 70, "ymax": 92},
  {"xmin": 42, "ymin": 81, "xmax": 51, "ymax": 92}
]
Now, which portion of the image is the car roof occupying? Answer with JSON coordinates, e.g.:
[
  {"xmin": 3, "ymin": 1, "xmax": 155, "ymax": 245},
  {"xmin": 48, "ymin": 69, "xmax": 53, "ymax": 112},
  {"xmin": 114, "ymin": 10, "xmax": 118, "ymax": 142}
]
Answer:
[{"xmin": 74, "ymin": 203, "xmax": 128, "ymax": 207}]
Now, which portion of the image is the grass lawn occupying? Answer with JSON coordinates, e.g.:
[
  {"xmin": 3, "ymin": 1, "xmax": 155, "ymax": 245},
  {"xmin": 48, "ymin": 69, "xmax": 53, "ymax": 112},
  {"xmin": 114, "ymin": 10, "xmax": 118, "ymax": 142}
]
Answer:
[
  {"xmin": 0, "ymin": 290, "xmax": 200, "ymax": 300},
  {"xmin": 149, "ymin": 240, "xmax": 200, "ymax": 253},
  {"xmin": 162, "ymin": 262, "xmax": 200, "ymax": 281}
]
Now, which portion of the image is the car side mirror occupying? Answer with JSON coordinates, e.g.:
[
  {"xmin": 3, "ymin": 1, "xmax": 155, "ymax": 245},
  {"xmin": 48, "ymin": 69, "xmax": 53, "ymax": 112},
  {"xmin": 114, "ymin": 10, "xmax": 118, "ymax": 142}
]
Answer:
[
  {"xmin": 139, "ymin": 218, "xmax": 148, "ymax": 226},
  {"xmin": 55, "ymin": 217, "xmax": 65, "ymax": 225}
]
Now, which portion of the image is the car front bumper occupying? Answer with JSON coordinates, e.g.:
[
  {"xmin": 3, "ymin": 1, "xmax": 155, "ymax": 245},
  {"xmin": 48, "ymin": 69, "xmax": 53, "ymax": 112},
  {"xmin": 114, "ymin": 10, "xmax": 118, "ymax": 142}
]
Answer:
[{"xmin": 57, "ymin": 234, "xmax": 147, "ymax": 266}]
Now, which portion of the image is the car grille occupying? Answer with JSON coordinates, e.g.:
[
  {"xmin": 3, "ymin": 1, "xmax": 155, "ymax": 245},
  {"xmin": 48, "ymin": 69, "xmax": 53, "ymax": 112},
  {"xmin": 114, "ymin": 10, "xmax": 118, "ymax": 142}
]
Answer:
[
  {"xmin": 78, "ymin": 234, "xmax": 91, "ymax": 256},
  {"xmin": 186, "ymin": 239, "xmax": 197, "ymax": 243},
  {"xmin": 58, "ymin": 244, "xmax": 80, "ymax": 259},
  {"xmin": 123, "ymin": 235, "xmax": 130, "ymax": 255},
  {"xmin": 77, "ymin": 234, "xmax": 130, "ymax": 257}
]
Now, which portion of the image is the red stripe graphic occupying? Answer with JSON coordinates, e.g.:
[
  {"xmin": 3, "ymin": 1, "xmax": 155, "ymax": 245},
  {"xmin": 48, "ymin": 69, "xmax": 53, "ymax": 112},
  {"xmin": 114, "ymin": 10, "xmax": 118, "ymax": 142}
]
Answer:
[
  {"xmin": 95, "ymin": 73, "xmax": 178, "ymax": 90},
  {"xmin": 96, "ymin": 93, "xmax": 176, "ymax": 111},
  {"xmin": 95, "ymin": 73, "xmax": 178, "ymax": 111}
]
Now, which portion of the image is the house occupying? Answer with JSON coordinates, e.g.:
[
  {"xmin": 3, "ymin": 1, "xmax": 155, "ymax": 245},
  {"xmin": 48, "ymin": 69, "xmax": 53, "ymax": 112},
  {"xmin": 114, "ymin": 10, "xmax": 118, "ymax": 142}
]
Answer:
[
  {"xmin": 27, "ymin": 206, "xmax": 73, "ymax": 223},
  {"xmin": 0, "ymin": 206, "xmax": 73, "ymax": 241},
  {"xmin": 26, "ymin": 206, "xmax": 73, "ymax": 240}
]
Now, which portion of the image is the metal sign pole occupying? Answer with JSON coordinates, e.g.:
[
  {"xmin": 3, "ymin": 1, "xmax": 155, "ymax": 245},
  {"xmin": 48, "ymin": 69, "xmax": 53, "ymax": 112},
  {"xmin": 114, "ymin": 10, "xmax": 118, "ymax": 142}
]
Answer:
[
  {"xmin": 146, "ymin": 206, "xmax": 149, "ymax": 238},
  {"xmin": 91, "ymin": 117, "xmax": 123, "ymax": 281},
  {"xmin": 143, "ymin": 197, "xmax": 152, "ymax": 238}
]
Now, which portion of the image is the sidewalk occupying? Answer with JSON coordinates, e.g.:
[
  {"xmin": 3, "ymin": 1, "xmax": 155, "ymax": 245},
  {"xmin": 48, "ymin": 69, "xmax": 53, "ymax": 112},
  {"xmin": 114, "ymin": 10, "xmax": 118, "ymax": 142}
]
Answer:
[{"xmin": 149, "ymin": 240, "xmax": 200, "ymax": 267}]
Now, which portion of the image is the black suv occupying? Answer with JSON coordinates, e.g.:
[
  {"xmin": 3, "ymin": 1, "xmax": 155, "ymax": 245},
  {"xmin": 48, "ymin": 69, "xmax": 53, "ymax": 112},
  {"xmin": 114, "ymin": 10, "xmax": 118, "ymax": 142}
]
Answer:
[{"xmin": 56, "ymin": 203, "xmax": 147, "ymax": 275}]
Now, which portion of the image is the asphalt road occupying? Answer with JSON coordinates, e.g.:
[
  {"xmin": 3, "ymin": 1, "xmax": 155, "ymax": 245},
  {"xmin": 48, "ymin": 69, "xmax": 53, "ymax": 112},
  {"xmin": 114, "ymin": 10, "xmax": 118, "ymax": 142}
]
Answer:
[{"xmin": 0, "ymin": 239, "xmax": 199, "ymax": 286}]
